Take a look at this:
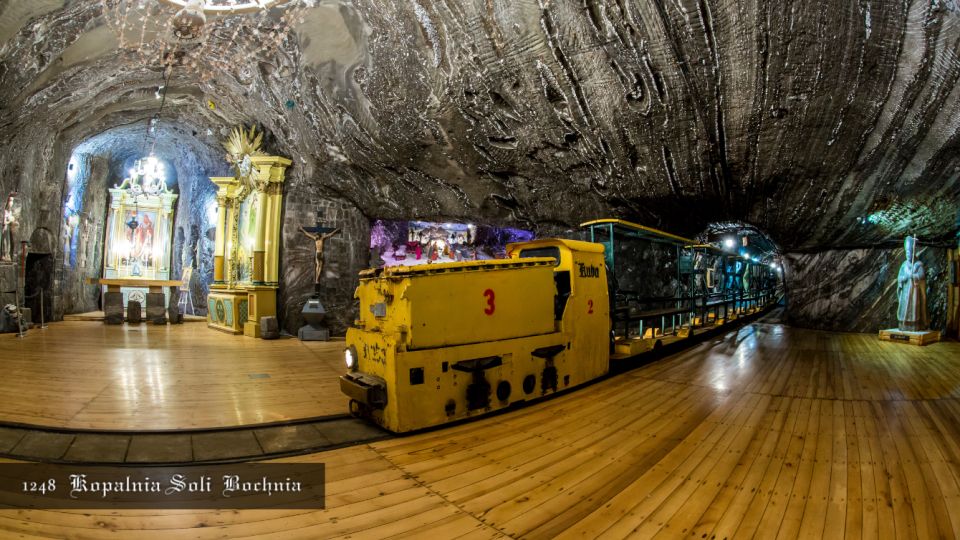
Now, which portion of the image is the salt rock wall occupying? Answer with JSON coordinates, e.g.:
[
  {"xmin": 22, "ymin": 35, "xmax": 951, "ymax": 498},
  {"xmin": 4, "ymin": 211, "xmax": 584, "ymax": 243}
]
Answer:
[
  {"xmin": 167, "ymin": 144, "xmax": 225, "ymax": 316},
  {"xmin": 278, "ymin": 195, "xmax": 370, "ymax": 336},
  {"xmin": 784, "ymin": 246, "xmax": 950, "ymax": 333},
  {"xmin": 59, "ymin": 153, "xmax": 109, "ymax": 316},
  {"xmin": 2, "ymin": 0, "xmax": 959, "ymax": 252}
]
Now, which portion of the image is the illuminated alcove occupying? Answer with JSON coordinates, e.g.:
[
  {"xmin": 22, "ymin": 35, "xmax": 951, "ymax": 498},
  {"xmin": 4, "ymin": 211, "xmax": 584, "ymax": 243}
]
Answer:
[
  {"xmin": 59, "ymin": 123, "xmax": 230, "ymax": 316},
  {"xmin": 368, "ymin": 219, "xmax": 535, "ymax": 267}
]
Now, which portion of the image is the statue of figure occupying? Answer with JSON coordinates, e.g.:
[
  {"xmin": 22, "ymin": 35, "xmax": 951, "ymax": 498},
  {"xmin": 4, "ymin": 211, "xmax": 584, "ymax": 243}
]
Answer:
[
  {"xmin": 897, "ymin": 235, "xmax": 928, "ymax": 331},
  {"xmin": 78, "ymin": 226, "xmax": 89, "ymax": 268},
  {"xmin": 300, "ymin": 226, "xmax": 340, "ymax": 284},
  {"xmin": 0, "ymin": 192, "xmax": 22, "ymax": 262}
]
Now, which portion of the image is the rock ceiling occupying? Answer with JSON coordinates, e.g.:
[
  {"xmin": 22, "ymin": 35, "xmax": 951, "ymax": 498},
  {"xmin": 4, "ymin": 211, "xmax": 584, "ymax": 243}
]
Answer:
[{"xmin": 1, "ymin": 0, "xmax": 959, "ymax": 251}]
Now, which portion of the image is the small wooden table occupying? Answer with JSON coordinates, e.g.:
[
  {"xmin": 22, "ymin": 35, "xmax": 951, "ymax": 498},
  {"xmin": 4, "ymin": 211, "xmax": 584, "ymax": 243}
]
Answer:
[{"xmin": 85, "ymin": 278, "xmax": 182, "ymax": 293}]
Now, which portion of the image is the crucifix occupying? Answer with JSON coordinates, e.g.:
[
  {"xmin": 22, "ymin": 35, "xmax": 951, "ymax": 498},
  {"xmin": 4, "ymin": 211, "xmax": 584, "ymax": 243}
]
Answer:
[{"xmin": 300, "ymin": 221, "xmax": 340, "ymax": 289}]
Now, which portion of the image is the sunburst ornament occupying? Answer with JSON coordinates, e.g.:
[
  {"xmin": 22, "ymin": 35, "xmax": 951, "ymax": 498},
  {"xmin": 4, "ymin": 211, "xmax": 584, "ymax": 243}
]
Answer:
[{"xmin": 223, "ymin": 125, "xmax": 267, "ymax": 191}]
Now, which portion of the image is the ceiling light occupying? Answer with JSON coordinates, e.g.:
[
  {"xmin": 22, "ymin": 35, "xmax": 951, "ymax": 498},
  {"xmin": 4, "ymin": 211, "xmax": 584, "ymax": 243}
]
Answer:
[
  {"xmin": 101, "ymin": 0, "xmax": 312, "ymax": 83},
  {"xmin": 159, "ymin": 0, "xmax": 292, "ymax": 14},
  {"xmin": 119, "ymin": 155, "xmax": 170, "ymax": 202}
]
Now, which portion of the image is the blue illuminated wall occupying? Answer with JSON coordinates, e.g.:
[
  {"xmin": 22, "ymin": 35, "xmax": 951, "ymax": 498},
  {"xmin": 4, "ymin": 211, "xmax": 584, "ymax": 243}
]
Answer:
[
  {"xmin": 58, "ymin": 150, "xmax": 111, "ymax": 314},
  {"xmin": 57, "ymin": 124, "xmax": 230, "ymax": 316}
]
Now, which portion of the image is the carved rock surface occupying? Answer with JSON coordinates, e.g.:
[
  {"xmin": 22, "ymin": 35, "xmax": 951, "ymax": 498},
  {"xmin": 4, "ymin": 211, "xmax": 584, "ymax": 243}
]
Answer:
[
  {"xmin": 0, "ymin": 0, "xmax": 957, "ymax": 331},
  {"xmin": 784, "ymin": 246, "xmax": 949, "ymax": 333}
]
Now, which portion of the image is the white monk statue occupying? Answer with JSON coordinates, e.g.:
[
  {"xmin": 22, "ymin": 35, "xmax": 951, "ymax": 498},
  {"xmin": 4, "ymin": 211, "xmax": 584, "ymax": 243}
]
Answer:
[
  {"xmin": 0, "ymin": 192, "xmax": 21, "ymax": 262},
  {"xmin": 897, "ymin": 235, "xmax": 928, "ymax": 331}
]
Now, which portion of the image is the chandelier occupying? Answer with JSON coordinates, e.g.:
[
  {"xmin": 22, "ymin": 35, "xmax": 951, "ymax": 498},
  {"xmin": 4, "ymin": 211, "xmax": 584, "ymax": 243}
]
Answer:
[
  {"xmin": 100, "ymin": 0, "xmax": 314, "ymax": 82},
  {"xmin": 118, "ymin": 155, "xmax": 170, "ymax": 200},
  {"xmin": 161, "ymin": 1, "xmax": 291, "ymax": 14}
]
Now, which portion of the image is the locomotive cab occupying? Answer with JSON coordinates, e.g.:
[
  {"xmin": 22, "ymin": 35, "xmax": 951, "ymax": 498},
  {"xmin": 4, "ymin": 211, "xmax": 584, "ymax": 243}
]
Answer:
[
  {"xmin": 340, "ymin": 238, "xmax": 610, "ymax": 433},
  {"xmin": 510, "ymin": 239, "xmax": 610, "ymax": 390}
]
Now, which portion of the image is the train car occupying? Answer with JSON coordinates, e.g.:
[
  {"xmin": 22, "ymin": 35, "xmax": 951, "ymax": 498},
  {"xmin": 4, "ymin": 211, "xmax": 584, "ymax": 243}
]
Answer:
[
  {"xmin": 585, "ymin": 219, "xmax": 782, "ymax": 357},
  {"xmin": 339, "ymin": 238, "xmax": 610, "ymax": 433},
  {"xmin": 340, "ymin": 220, "xmax": 783, "ymax": 433}
]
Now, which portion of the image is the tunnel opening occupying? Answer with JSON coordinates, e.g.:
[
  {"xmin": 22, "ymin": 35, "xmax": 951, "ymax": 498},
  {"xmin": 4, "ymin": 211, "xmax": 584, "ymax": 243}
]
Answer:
[
  {"xmin": 24, "ymin": 253, "xmax": 53, "ymax": 325},
  {"xmin": 694, "ymin": 221, "xmax": 785, "ymax": 310}
]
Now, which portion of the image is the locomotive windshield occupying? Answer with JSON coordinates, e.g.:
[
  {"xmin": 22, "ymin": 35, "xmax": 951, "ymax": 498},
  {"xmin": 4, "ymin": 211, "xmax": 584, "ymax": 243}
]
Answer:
[{"xmin": 518, "ymin": 247, "xmax": 561, "ymax": 266}]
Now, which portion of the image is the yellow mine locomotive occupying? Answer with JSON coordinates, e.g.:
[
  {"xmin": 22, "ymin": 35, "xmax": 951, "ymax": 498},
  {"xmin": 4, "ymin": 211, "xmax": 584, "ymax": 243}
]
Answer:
[
  {"xmin": 339, "ymin": 238, "xmax": 610, "ymax": 433},
  {"xmin": 340, "ymin": 219, "xmax": 783, "ymax": 433}
]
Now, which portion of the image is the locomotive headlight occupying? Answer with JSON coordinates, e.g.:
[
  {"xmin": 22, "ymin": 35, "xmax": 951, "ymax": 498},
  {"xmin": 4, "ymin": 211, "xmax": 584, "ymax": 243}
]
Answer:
[{"xmin": 345, "ymin": 346, "xmax": 358, "ymax": 371}]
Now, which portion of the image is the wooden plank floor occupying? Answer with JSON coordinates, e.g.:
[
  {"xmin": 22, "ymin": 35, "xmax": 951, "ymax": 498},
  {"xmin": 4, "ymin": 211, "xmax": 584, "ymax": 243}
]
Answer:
[
  {"xmin": 0, "ymin": 321, "xmax": 350, "ymax": 430},
  {"xmin": 3, "ymin": 322, "xmax": 960, "ymax": 538}
]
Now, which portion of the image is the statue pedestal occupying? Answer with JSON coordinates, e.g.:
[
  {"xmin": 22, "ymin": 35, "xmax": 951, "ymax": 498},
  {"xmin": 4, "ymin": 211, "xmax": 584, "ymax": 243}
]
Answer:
[
  {"xmin": 879, "ymin": 328, "xmax": 941, "ymax": 346},
  {"xmin": 298, "ymin": 295, "xmax": 330, "ymax": 341}
]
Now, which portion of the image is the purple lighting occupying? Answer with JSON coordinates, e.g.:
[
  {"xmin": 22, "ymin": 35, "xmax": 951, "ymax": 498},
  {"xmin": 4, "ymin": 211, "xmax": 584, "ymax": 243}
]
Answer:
[{"xmin": 369, "ymin": 220, "xmax": 535, "ymax": 267}]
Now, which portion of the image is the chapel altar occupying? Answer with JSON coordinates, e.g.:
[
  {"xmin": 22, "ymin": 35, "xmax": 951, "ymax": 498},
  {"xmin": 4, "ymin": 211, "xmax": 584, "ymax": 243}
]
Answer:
[
  {"xmin": 207, "ymin": 152, "xmax": 289, "ymax": 338},
  {"xmin": 101, "ymin": 156, "xmax": 178, "ymax": 308}
]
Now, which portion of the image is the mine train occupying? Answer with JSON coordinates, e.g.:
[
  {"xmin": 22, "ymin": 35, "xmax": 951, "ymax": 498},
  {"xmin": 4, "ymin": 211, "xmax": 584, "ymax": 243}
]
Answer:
[{"xmin": 340, "ymin": 219, "xmax": 783, "ymax": 433}]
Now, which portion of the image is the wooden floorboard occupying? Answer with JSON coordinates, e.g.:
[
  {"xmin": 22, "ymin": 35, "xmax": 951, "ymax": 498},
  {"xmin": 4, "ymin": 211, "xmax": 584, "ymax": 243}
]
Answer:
[
  {"xmin": 2, "ymin": 322, "xmax": 960, "ymax": 538},
  {"xmin": 0, "ymin": 321, "xmax": 349, "ymax": 430}
]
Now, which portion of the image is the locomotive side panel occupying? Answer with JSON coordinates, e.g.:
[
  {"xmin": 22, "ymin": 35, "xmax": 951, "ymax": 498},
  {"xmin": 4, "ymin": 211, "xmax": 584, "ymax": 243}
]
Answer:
[
  {"xmin": 343, "ymin": 258, "xmax": 567, "ymax": 432},
  {"xmin": 403, "ymin": 265, "xmax": 557, "ymax": 349},
  {"xmin": 352, "ymin": 259, "xmax": 558, "ymax": 349}
]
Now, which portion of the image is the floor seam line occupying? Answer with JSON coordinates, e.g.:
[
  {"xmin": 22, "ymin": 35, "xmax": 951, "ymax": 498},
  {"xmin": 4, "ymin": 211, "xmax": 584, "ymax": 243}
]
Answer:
[{"xmin": 367, "ymin": 443, "xmax": 519, "ymax": 539}]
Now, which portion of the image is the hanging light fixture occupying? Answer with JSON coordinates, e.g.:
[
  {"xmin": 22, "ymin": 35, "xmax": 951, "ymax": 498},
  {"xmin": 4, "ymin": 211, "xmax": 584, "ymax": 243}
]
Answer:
[
  {"xmin": 159, "ymin": 1, "xmax": 291, "ymax": 14},
  {"xmin": 118, "ymin": 155, "xmax": 170, "ymax": 205},
  {"xmin": 169, "ymin": 0, "xmax": 208, "ymax": 39},
  {"xmin": 100, "ymin": 0, "xmax": 314, "ymax": 82}
]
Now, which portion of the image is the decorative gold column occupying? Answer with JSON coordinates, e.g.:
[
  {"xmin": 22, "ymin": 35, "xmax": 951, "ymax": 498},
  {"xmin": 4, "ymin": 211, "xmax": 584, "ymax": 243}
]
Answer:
[
  {"xmin": 264, "ymin": 182, "xmax": 280, "ymax": 284},
  {"xmin": 252, "ymin": 188, "xmax": 267, "ymax": 284},
  {"xmin": 210, "ymin": 180, "xmax": 241, "ymax": 285},
  {"xmin": 251, "ymin": 156, "xmax": 287, "ymax": 286},
  {"xmin": 213, "ymin": 194, "xmax": 228, "ymax": 283},
  {"xmin": 158, "ymin": 192, "xmax": 178, "ymax": 278},
  {"xmin": 242, "ymin": 156, "xmax": 289, "ymax": 337}
]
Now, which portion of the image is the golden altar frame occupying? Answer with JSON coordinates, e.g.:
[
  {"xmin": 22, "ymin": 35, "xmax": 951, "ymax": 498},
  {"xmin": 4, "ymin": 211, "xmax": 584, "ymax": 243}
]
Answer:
[{"xmin": 208, "ymin": 155, "xmax": 290, "ymax": 337}]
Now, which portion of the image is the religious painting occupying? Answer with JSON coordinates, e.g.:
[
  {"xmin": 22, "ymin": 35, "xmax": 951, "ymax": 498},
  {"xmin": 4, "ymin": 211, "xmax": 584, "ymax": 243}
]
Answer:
[
  {"xmin": 120, "ymin": 209, "xmax": 158, "ymax": 268},
  {"xmin": 369, "ymin": 219, "xmax": 534, "ymax": 268},
  {"xmin": 235, "ymin": 192, "xmax": 260, "ymax": 283}
]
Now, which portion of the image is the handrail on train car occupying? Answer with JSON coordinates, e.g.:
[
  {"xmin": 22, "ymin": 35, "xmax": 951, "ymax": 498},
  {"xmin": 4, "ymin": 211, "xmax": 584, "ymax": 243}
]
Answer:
[{"xmin": 612, "ymin": 286, "xmax": 784, "ymax": 342}]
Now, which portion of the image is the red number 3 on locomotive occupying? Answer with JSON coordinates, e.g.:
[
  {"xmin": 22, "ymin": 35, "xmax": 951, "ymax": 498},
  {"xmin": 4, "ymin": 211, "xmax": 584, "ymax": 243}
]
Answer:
[{"xmin": 483, "ymin": 289, "xmax": 496, "ymax": 315}]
